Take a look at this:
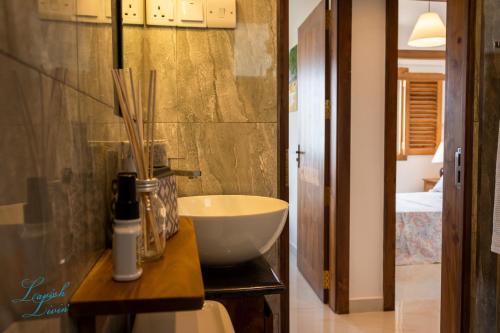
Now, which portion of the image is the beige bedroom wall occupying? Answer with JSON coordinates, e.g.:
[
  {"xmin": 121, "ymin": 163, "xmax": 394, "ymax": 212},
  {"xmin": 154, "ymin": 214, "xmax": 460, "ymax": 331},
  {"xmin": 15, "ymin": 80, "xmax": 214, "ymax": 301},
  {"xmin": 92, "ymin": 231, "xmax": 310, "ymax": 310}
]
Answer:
[{"xmin": 349, "ymin": 0, "xmax": 386, "ymax": 311}]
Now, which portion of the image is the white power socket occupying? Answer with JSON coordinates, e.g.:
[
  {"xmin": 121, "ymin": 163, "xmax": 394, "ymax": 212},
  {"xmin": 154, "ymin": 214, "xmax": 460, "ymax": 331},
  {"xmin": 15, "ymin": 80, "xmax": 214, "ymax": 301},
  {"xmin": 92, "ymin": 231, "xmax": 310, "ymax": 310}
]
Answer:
[
  {"xmin": 58, "ymin": 0, "xmax": 75, "ymax": 17},
  {"xmin": 146, "ymin": 0, "xmax": 176, "ymax": 26},
  {"xmin": 37, "ymin": 0, "xmax": 52, "ymax": 16},
  {"xmin": 122, "ymin": 0, "xmax": 145, "ymax": 25}
]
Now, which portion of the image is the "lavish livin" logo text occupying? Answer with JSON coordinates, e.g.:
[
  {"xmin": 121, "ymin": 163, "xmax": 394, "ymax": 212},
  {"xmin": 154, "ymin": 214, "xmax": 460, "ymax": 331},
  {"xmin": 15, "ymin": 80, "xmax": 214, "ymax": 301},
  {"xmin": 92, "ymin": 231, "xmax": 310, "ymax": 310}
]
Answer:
[{"xmin": 11, "ymin": 276, "xmax": 70, "ymax": 319}]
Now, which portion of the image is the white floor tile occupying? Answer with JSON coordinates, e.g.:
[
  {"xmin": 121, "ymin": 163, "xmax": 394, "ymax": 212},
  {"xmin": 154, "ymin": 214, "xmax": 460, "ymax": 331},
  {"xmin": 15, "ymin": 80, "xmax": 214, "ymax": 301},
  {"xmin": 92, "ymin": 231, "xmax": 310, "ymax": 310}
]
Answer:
[{"xmin": 289, "ymin": 253, "xmax": 440, "ymax": 333}]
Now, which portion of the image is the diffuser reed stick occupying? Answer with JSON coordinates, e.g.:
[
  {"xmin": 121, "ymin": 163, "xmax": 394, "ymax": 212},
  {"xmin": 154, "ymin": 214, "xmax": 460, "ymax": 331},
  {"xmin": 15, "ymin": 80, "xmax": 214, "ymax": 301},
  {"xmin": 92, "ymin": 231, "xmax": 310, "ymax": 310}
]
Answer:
[
  {"xmin": 148, "ymin": 71, "xmax": 157, "ymax": 179},
  {"xmin": 112, "ymin": 68, "xmax": 164, "ymax": 259}
]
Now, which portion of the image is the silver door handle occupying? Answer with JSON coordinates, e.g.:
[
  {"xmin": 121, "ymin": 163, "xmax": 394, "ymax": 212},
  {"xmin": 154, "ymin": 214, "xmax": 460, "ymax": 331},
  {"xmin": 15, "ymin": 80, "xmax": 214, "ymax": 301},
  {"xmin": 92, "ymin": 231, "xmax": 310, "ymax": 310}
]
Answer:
[
  {"xmin": 296, "ymin": 144, "xmax": 305, "ymax": 168},
  {"xmin": 455, "ymin": 147, "xmax": 463, "ymax": 190}
]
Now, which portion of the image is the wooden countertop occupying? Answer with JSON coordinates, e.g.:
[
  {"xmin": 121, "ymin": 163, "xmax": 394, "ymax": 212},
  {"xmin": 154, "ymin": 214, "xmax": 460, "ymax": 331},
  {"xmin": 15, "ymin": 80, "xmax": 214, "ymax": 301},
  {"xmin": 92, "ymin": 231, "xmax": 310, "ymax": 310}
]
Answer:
[{"xmin": 69, "ymin": 217, "xmax": 204, "ymax": 316}]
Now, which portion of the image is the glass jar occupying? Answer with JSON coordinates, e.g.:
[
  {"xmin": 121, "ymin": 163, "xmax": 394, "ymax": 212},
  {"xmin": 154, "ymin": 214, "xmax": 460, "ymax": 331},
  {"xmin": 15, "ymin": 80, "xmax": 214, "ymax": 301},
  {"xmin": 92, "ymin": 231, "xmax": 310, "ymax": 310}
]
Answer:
[{"xmin": 136, "ymin": 178, "xmax": 166, "ymax": 261}]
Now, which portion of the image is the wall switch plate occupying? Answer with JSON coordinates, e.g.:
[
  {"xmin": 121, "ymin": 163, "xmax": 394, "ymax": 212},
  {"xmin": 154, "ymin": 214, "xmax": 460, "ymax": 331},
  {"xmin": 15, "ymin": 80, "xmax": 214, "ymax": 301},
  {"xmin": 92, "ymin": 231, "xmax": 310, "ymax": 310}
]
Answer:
[
  {"xmin": 38, "ymin": 0, "xmax": 75, "ymax": 20},
  {"xmin": 206, "ymin": 0, "xmax": 236, "ymax": 28},
  {"xmin": 176, "ymin": 0, "xmax": 206, "ymax": 28},
  {"xmin": 122, "ymin": 0, "xmax": 145, "ymax": 25},
  {"xmin": 105, "ymin": 0, "xmax": 113, "ymax": 18},
  {"xmin": 39, "ymin": 0, "xmax": 114, "ymax": 24},
  {"xmin": 76, "ymin": 0, "xmax": 99, "ymax": 17},
  {"xmin": 146, "ymin": 0, "xmax": 176, "ymax": 26}
]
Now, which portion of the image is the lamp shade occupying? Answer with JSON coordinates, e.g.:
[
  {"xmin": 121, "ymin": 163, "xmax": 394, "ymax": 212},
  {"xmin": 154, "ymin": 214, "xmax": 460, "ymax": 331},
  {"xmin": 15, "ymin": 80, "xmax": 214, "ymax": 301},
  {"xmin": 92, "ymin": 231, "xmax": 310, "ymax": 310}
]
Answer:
[
  {"xmin": 408, "ymin": 12, "xmax": 446, "ymax": 48},
  {"xmin": 432, "ymin": 142, "xmax": 444, "ymax": 164}
]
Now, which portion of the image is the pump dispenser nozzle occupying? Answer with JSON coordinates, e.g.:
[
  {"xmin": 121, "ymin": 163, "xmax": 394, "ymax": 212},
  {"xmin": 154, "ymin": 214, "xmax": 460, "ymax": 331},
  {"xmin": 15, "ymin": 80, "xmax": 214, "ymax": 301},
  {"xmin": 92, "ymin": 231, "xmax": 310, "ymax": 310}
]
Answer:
[{"xmin": 115, "ymin": 173, "xmax": 139, "ymax": 220}]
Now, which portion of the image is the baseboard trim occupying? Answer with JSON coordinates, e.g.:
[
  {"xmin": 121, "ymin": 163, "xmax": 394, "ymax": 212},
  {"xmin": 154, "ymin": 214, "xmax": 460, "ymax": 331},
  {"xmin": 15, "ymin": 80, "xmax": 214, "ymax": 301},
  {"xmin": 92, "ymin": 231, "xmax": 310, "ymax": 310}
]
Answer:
[{"xmin": 349, "ymin": 297, "xmax": 384, "ymax": 313}]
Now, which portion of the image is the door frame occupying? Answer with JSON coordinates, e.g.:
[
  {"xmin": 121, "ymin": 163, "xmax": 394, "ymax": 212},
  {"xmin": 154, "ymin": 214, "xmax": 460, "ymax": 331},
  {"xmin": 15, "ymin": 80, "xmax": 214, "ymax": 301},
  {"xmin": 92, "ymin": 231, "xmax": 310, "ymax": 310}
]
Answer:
[
  {"xmin": 277, "ymin": 0, "xmax": 289, "ymax": 331},
  {"xmin": 328, "ymin": 0, "xmax": 352, "ymax": 315},
  {"xmin": 382, "ymin": 1, "xmax": 476, "ymax": 332}
]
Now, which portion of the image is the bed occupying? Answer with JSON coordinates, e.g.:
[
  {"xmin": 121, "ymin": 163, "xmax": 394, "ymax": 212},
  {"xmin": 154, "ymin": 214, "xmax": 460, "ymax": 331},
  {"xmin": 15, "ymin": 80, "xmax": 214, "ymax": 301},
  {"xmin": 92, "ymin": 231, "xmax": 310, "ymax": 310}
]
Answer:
[{"xmin": 396, "ymin": 192, "xmax": 442, "ymax": 266}]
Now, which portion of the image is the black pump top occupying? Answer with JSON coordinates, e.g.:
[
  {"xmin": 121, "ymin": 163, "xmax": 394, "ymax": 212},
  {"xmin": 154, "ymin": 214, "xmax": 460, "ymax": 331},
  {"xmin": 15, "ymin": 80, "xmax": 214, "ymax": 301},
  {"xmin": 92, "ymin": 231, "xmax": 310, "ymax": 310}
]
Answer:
[{"xmin": 115, "ymin": 173, "xmax": 139, "ymax": 220}]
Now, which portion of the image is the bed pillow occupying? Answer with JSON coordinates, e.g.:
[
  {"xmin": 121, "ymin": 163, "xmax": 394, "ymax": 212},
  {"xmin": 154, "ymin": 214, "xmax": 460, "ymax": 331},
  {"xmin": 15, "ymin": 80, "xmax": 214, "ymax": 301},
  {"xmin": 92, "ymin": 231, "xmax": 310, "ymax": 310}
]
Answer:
[{"xmin": 430, "ymin": 176, "xmax": 443, "ymax": 192}]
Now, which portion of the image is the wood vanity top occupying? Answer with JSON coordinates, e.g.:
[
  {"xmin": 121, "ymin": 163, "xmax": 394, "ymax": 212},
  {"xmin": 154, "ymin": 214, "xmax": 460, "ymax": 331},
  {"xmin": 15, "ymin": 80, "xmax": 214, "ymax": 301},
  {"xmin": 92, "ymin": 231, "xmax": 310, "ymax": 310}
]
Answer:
[{"xmin": 69, "ymin": 217, "xmax": 204, "ymax": 316}]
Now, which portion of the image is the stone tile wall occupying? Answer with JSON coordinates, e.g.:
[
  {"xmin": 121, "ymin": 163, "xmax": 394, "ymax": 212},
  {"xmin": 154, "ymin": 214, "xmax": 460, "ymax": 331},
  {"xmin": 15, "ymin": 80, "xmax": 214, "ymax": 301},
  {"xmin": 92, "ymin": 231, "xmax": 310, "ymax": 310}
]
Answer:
[{"xmin": 122, "ymin": 0, "xmax": 280, "ymax": 329}]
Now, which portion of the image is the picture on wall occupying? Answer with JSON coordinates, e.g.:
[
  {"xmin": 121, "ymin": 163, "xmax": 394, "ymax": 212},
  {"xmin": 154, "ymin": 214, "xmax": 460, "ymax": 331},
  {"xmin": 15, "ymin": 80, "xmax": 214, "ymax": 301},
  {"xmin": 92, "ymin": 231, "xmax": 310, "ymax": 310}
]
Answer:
[{"xmin": 289, "ymin": 45, "xmax": 298, "ymax": 113}]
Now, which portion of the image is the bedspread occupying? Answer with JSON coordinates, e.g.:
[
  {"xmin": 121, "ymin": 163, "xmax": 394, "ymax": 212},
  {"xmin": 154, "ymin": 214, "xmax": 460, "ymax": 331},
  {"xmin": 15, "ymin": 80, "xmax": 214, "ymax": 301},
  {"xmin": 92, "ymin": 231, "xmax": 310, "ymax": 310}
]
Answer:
[{"xmin": 396, "ymin": 192, "xmax": 442, "ymax": 265}]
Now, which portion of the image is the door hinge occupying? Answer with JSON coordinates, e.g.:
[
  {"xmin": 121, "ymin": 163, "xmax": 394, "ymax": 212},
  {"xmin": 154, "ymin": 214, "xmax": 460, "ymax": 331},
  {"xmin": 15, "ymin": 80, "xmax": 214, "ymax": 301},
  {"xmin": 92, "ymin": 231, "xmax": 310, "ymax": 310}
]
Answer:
[
  {"xmin": 326, "ymin": 10, "xmax": 332, "ymax": 30},
  {"xmin": 285, "ymin": 148, "xmax": 289, "ymax": 187},
  {"xmin": 325, "ymin": 99, "xmax": 331, "ymax": 119},
  {"xmin": 323, "ymin": 270, "xmax": 330, "ymax": 290},
  {"xmin": 324, "ymin": 186, "xmax": 331, "ymax": 206}
]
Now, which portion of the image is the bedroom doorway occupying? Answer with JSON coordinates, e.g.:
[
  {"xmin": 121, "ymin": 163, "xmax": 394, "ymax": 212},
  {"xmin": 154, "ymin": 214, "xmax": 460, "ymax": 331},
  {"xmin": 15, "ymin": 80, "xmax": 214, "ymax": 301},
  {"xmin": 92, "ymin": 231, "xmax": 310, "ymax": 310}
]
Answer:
[
  {"xmin": 384, "ymin": 0, "xmax": 475, "ymax": 331},
  {"xmin": 393, "ymin": 1, "xmax": 446, "ymax": 330}
]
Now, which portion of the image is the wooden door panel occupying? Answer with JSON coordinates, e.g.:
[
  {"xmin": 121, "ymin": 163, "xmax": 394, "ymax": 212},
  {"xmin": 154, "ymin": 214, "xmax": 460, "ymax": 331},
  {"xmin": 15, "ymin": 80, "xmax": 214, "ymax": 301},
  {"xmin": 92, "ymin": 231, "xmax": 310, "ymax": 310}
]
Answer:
[
  {"xmin": 441, "ymin": 0, "xmax": 474, "ymax": 331},
  {"xmin": 297, "ymin": 0, "xmax": 329, "ymax": 303}
]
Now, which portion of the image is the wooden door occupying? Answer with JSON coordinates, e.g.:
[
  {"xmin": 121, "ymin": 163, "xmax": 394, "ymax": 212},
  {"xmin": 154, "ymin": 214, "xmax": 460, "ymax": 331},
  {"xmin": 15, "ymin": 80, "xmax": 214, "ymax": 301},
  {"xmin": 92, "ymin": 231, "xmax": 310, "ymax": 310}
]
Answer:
[
  {"xmin": 440, "ymin": 0, "xmax": 474, "ymax": 331},
  {"xmin": 296, "ymin": 0, "xmax": 330, "ymax": 303}
]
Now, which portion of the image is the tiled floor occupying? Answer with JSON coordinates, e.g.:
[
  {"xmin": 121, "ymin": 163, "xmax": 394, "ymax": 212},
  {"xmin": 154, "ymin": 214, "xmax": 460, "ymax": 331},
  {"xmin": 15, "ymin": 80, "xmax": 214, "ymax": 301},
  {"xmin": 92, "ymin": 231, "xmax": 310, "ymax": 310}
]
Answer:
[{"xmin": 290, "ymin": 253, "xmax": 441, "ymax": 333}]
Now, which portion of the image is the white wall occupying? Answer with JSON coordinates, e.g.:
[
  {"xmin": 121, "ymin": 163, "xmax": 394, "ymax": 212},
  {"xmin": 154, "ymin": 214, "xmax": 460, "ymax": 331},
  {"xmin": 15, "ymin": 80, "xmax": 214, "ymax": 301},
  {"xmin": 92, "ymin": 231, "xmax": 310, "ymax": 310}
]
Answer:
[
  {"xmin": 397, "ymin": 156, "xmax": 442, "ymax": 192},
  {"xmin": 396, "ymin": 59, "xmax": 445, "ymax": 193},
  {"xmin": 289, "ymin": 0, "xmax": 322, "ymax": 49},
  {"xmin": 349, "ymin": 0, "xmax": 386, "ymax": 309},
  {"xmin": 288, "ymin": 0, "xmax": 322, "ymax": 253}
]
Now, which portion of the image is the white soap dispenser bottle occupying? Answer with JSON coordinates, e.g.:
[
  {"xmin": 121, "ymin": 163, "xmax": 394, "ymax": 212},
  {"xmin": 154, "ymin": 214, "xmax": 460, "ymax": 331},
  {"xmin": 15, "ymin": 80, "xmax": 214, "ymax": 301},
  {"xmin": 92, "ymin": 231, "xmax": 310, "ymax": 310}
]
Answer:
[{"xmin": 112, "ymin": 173, "xmax": 143, "ymax": 281}]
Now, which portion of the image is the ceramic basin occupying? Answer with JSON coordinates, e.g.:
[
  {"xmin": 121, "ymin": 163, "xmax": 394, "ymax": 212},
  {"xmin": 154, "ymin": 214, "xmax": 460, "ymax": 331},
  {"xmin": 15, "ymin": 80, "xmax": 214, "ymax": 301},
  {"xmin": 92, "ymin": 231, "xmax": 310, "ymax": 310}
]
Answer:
[{"xmin": 178, "ymin": 195, "xmax": 289, "ymax": 266}]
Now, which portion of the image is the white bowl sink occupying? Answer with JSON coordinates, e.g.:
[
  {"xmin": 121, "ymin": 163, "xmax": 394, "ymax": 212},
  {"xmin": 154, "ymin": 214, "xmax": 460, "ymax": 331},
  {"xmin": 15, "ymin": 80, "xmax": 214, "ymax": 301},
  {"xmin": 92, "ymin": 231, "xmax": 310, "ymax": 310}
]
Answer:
[{"xmin": 178, "ymin": 195, "xmax": 289, "ymax": 266}]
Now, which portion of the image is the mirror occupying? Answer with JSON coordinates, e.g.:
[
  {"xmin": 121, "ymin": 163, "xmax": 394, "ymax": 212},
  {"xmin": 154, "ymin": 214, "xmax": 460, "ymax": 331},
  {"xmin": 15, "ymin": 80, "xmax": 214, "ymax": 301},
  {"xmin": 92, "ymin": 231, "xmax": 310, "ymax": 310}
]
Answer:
[{"xmin": 0, "ymin": 0, "xmax": 119, "ymax": 331}]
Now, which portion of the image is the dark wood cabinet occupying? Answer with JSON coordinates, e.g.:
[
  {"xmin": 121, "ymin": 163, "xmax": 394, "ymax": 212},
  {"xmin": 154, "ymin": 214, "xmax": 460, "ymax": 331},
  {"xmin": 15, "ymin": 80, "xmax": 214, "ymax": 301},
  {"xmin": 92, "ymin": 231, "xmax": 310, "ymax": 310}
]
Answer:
[{"xmin": 202, "ymin": 257, "xmax": 285, "ymax": 333}]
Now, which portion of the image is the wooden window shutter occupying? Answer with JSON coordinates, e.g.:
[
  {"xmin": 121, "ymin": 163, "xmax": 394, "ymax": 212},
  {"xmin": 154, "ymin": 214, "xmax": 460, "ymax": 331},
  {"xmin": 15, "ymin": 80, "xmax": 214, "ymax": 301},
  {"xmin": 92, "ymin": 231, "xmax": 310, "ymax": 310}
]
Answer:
[{"xmin": 403, "ymin": 75, "xmax": 443, "ymax": 155}]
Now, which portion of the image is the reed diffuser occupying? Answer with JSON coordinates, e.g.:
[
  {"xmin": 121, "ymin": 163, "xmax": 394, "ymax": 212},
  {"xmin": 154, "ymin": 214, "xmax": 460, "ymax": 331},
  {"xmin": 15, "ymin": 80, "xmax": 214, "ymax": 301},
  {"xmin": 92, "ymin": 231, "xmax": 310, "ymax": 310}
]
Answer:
[{"xmin": 111, "ymin": 69, "xmax": 166, "ymax": 261}]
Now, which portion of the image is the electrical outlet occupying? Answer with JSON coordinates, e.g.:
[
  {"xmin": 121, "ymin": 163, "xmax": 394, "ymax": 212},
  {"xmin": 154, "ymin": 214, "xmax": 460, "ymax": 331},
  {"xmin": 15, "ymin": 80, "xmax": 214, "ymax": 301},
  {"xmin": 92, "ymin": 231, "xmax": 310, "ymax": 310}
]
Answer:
[
  {"xmin": 58, "ymin": 0, "xmax": 75, "ymax": 17},
  {"xmin": 146, "ymin": 0, "xmax": 176, "ymax": 26},
  {"xmin": 38, "ymin": 0, "xmax": 52, "ymax": 16},
  {"xmin": 122, "ymin": 0, "xmax": 145, "ymax": 25}
]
